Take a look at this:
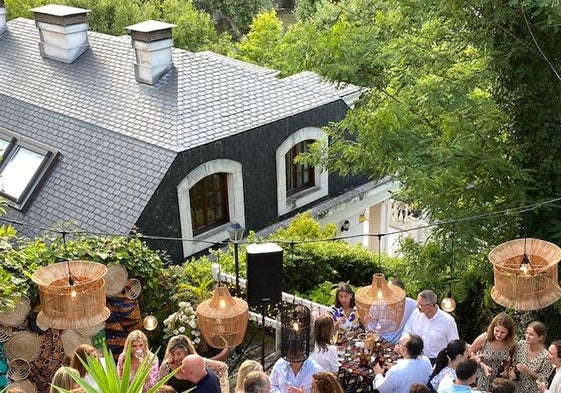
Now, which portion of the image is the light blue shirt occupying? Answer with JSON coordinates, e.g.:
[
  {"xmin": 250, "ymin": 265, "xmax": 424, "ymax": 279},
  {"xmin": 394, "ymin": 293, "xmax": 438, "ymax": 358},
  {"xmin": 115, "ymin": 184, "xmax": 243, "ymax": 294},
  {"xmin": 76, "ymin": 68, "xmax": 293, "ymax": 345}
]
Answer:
[
  {"xmin": 380, "ymin": 297, "xmax": 417, "ymax": 344},
  {"xmin": 437, "ymin": 380, "xmax": 472, "ymax": 393},
  {"xmin": 270, "ymin": 357, "xmax": 324, "ymax": 393},
  {"xmin": 373, "ymin": 356, "xmax": 432, "ymax": 393}
]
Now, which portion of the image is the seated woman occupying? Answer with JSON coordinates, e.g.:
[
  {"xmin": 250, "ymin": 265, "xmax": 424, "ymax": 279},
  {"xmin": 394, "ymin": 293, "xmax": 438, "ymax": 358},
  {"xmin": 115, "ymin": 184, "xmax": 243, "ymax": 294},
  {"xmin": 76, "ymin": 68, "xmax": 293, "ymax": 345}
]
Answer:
[
  {"xmin": 235, "ymin": 360, "xmax": 263, "ymax": 393},
  {"xmin": 117, "ymin": 330, "xmax": 159, "ymax": 393},
  {"xmin": 310, "ymin": 313, "xmax": 339, "ymax": 374},
  {"xmin": 329, "ymin": 284, "xmax": 361, "ymax": 337},
  {"xmin": 158, "ymin": 334, "xmax": 228, "ymax": 393},
  {"xmin": 50, "ymin": 366, "xmax": 80, "ymax": 393},
  {"xmin": 429, "ymin": 339, "xmax": 468, "ymax": 391}
]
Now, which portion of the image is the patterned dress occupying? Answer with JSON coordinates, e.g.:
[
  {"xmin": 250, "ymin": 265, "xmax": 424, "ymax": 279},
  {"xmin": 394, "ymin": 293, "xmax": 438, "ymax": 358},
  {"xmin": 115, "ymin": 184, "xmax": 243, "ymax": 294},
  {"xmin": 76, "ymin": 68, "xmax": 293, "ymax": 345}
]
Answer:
[
  {"xmin": 512, "ymin": 340, "xmax": 553, "ymax": 393},
  {"xmin": 329, "ymin": 306, "xmax": 361, "ymax": 333},
  {"xmin": 476, "ymin": 340, "xmax": 510, "ymax": 391}
]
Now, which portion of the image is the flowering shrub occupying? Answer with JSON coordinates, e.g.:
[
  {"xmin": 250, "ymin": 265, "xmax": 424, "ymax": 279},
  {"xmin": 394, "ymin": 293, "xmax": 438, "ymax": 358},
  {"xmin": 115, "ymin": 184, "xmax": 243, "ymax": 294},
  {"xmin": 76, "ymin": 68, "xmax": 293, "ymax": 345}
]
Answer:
[{"xmin": 162, "ymin": 301, "xmax": 202, "ymax": 345}]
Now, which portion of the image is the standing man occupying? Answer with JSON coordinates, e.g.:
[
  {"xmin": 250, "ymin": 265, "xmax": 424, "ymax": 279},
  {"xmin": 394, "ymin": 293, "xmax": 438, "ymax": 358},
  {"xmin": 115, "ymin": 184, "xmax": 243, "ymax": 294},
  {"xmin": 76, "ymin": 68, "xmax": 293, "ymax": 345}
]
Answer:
[
  {"xmin": 403, "ymin": 290, "xmax": 459, "ymax": 363},
  {"xmin": 180, "ymin": 354, "xmax": 221, "ymax": 393}
]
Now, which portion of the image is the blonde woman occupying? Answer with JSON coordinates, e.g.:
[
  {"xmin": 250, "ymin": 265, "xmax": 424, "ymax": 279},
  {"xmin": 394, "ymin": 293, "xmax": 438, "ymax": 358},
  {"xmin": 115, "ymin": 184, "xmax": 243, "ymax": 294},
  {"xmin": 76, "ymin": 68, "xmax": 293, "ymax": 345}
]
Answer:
[
  {"xmin": 158, "ymin": 334, "xmax": 228, "ymax": 393},
  {"xmin": 50, "ymin": 367, "xmax": 79, "ymax": 393},
  {"xmin": 117, "ymin": 330, "xmax": 159, "ymax": 393},
  {"xmin": 235, "ymin": 360, "xmax": 263, "ymax": 393}
]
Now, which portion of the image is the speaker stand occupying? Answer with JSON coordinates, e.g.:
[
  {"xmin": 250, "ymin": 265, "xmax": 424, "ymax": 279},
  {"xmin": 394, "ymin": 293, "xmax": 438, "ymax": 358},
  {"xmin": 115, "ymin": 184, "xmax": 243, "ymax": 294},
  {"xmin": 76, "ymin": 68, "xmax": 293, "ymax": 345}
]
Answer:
[
  {"xmin": 230, "ymin": 323, "xmax": 259, "ymax": 370},
  {"xmin": 261, "ymin": 304, "xmax": 266, "ymax": 366}
]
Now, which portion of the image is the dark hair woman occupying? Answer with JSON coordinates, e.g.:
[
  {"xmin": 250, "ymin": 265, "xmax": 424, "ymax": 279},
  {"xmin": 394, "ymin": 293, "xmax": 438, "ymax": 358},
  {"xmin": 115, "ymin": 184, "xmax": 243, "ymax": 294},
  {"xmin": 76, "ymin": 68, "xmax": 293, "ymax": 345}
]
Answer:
[{"xmin": 430, "ymin": 339, "xmax": 468, "ymax": 391}]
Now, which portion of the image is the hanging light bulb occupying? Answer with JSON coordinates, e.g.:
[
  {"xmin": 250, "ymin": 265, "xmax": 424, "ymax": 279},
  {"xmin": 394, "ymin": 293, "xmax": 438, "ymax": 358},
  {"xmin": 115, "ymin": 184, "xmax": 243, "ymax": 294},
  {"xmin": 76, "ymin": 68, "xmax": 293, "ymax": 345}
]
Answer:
[
  {"xmin": 143, "ymin": 315, "xmax": 158, "ymax": 331},
  {"xmin": 519, "ymin": 254, "xmax": 532, "ymax": 276},
  {"xmin": 441, "ymin": 296, "xmax": 456, "ymax": 313}
]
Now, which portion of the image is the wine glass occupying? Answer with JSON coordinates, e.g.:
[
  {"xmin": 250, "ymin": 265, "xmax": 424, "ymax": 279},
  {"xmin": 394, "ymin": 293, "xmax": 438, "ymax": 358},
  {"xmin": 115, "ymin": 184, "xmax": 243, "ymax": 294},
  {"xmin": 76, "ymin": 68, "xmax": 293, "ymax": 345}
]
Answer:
[{"xmin": 536, "ymin": 375, "xmax": 547, "ymax": 389}]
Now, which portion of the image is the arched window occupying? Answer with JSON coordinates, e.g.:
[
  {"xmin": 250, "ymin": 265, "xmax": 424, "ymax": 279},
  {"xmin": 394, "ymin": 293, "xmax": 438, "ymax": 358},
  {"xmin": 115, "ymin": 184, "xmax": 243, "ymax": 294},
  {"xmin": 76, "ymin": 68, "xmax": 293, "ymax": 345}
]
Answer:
[
  {"xmin": 178, "ymin": 159, "xmax": 245, "ymax": 257},
  {"xmin": 276, "ymin": 128, "xmax": 328, "ymax": 216},
  {"xmin": 189, "ymin": 173, "xmax": 229, "ymax": 235},
  {"xmin": 286, "ymin": 140, "xmax": 315, "ymax": 195}
]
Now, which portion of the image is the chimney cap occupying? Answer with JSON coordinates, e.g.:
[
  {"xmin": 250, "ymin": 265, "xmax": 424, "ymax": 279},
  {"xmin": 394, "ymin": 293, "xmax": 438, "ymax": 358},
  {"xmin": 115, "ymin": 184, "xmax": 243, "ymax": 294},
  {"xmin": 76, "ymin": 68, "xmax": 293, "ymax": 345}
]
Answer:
[
  {"xmin": 126, "ymin": 20, "xmax": 175, "ymax": 33},
  {"xmin": 31, "ymin": 4, "xmax": 89, "ymax": 17}
]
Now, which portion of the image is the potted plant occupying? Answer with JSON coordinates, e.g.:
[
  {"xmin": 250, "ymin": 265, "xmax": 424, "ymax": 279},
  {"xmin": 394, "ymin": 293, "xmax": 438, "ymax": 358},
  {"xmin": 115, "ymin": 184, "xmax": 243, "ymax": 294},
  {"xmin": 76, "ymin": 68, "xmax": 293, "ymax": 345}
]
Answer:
[{"xmin": 51, "ymin": 343, "xmax": 184, "ymax": 393}]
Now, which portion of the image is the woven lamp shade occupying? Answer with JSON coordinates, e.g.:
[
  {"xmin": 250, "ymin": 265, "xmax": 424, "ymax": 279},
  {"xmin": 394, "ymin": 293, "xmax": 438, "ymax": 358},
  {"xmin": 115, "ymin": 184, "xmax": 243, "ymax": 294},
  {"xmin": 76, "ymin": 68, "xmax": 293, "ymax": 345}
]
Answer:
[
  {"xmin": 355, "ymin": 273, "xmax": 406, "ymax": 333},
  {"xmin": 489, "ymin": 238, "xmax": 561, "ymax": 310},
  {"xmin": 196, "ymin": 284, "xmax": 249, "ymax": 348},
  {"xmin": 31, "ymin": 260, "xmax": 111, "ymax": 330}
]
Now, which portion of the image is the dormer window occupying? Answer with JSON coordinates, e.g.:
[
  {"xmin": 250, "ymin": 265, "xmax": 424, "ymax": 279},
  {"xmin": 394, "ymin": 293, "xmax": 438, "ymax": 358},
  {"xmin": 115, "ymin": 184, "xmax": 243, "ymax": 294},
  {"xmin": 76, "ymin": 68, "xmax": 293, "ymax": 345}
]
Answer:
[
  {"xmin": 286, "ymin": 140, "xmax": 315, "ymax": 195},
  {"xmin": 0, "ymin": 130, "xmax": 58, "ymax": 210}
]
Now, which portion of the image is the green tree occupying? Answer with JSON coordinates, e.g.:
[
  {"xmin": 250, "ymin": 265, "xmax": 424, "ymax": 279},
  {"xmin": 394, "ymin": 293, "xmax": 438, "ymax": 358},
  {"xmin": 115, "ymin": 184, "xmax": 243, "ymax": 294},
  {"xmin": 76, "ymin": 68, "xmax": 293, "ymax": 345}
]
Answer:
[
  {"xmin": 233, "ymin": 10, "xmax": 283, "ymax": 67},
  {"xmin": 194, "ymin": 0, "xmax": 273, "ymax": 39}
]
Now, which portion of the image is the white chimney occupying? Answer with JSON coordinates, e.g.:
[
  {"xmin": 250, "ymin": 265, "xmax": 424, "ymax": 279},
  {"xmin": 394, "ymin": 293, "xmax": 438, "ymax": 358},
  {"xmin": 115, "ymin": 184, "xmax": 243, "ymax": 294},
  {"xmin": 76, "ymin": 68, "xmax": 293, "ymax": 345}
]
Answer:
[
  {"xmin": 31, "ymin": 4, "xmax": 90, "ymax": 63},
  {"xmin": 126, "ymin": 20, "xmax": 175, "ymax": 85},
  {"xmin": 0, "ymin": 0, "xmax": 7, "ymax": 35}
]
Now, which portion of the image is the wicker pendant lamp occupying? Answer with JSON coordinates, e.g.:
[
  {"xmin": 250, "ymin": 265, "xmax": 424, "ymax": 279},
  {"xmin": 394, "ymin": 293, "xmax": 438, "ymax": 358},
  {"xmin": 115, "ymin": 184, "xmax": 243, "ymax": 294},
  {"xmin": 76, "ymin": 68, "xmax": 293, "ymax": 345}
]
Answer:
[
  {"xmin": 196, "ymin": 284, "xmax": 249, "ymax": 348},
  {"xmin": 488, "ymin": 238, "xmax": 561, "ymax": 310},
  {"xmin": 31, "ymin": 260, "xmax": 110, "ymax": 329},
  {"xmin": 355, "ymin": 273, "xmax": 406, "ymax": 333}
]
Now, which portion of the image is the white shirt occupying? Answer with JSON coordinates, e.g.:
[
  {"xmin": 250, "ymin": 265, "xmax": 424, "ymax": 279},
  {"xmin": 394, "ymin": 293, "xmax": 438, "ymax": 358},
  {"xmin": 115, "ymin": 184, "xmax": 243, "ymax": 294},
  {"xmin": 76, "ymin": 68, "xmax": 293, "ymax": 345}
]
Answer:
[
  {"xmin": 373, "ymin": 356, "xmax": 432, "ymax": 393},
  {"xmin": 270, "ymin": 357, "xmax": 324, "ymax": 393},
  {"xmin": 546, "ymin": 366, "xmax": 561, "ymax": 393},
  {"xmin": 310, "ymin": 343, "xmax": 339, "ymax": 373},
  {"xmin": 403, "ymin": 306, "xmax": 459, "ymax": 359}
]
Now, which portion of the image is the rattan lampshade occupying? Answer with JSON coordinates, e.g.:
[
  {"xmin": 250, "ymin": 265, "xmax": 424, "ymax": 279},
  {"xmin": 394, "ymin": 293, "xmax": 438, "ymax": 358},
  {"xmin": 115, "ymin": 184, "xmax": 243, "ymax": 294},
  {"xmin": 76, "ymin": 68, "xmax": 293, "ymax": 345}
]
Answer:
[
  {"xmin": 355, "ymin": 273, "xmax": 406, "ymax": 333},
  {"xmin": 489, "ymin": 238, "xmax": 561, "ymax": 310},
  {"xmin": 196, "ymin": 284, "xmax": 249, "ymax": 348},
  {"xmin": 31, "ymin": 260, "xmax": 111, "ymax": 329}
]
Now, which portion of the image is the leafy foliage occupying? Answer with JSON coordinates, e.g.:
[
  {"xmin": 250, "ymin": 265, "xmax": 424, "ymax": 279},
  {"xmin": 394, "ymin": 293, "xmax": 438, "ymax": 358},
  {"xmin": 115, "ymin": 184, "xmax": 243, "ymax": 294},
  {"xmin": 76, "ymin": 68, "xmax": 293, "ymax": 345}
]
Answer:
[{"xmin": 233, "ymin": 10, "xmax": 283, "ymax": 67}]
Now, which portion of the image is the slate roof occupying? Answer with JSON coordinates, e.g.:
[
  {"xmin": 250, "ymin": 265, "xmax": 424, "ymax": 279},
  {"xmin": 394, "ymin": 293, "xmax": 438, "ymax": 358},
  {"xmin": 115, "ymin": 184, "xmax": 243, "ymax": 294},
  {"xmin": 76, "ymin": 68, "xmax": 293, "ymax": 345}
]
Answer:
[
  {"xmin": 0, "ymin": 18, "xmax": 348, "ymax": 152},
  {"xmin": 0, "ymin": 17, "xmax": 356, "ymax": 239}
]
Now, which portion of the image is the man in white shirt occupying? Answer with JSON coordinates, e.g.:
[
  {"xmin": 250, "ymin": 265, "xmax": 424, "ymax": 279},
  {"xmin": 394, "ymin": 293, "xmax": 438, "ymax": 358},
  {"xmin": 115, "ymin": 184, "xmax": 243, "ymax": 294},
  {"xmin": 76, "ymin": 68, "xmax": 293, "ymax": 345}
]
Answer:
[
  {"xmin": 372, "ymin": 333, "xmax": 432, "ymax": 393},
  {"xmin": 402, "ymin": 289, "xmax": 459, "ymax": 363}
]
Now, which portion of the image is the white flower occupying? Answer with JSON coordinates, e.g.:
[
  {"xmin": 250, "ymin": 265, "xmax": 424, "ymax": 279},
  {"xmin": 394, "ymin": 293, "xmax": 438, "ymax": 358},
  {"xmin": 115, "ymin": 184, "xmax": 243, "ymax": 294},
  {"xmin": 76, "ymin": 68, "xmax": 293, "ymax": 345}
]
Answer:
[
  {"xmin": 178, "ymin": 302, "xmax": 187, "ymax": 308},
  {"xmin": 194, "ymin": 338, "xmax": 201, "ymax": 344},
  {"xmin": 189, "ymin": 320, "xmax": 197, "ymax": 329},
  {"xmin": 178, "ymin": 326, "xmax": 186, "ymax": 333},
  {"xmin": 173, "ymin": 329, "xmax": 179, "ymax": 335},
  {"xmin": 193, "ymin": 331, "xmax": 200, "ymax": 337}
]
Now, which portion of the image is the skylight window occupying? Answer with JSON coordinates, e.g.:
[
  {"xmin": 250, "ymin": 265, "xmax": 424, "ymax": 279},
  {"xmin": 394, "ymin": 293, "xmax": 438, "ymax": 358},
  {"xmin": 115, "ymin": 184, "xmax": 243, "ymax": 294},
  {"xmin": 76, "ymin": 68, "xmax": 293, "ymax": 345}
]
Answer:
[{"xmin": 0, "ymin": 130, "xmax": 58, "ymax": 210}]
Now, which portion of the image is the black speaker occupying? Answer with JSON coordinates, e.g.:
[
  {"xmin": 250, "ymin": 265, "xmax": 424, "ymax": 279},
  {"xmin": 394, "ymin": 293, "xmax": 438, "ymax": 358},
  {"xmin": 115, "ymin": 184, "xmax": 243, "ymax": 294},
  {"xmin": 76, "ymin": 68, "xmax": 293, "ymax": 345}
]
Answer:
[{"xmin": 246, "ymin": 243, "xmax": 283, "ymax": 307}]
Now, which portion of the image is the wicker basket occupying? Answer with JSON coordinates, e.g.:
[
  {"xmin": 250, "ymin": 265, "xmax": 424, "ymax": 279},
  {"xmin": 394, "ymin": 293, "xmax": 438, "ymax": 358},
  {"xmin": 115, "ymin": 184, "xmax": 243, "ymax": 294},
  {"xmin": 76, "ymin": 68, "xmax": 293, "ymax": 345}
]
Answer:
[
  {"xmin": 125, "ymin": 278, "xmax": 142, "ymax": 300},
  {"xmin": 105, "ymin": 264, "xmax": 128, "ymax": 296},
  {"xmin": 6, "ymin": 379, "xmax": 37, "ymax": 393},
  {"xmin": 8, "ymin": 358, "xmax": 31, "ymax": 381},
  {"xmin": 355, "ymin": 273, "xmax": 406, "ymax": 333},
  {"xmin": 0, "ymin": 296, "xmax": 31, "ymax": 327},
  {"xmin": 4, "ymin": 332, "xmax": 40, "ymax": 361},
  {"xmin": 489, "ymin": 238, "xmax": 561, "ymax": 310},
  {"xmin": 61, "ymin": 330, "xmax": 93, "ymax": 358},
  {"xmin": 196, "ymin": 285, "xmax": 248, "ymax": 348},
  {"xmin": 32, "ymin": 261, "xmax": 111, "ymax": 330}
]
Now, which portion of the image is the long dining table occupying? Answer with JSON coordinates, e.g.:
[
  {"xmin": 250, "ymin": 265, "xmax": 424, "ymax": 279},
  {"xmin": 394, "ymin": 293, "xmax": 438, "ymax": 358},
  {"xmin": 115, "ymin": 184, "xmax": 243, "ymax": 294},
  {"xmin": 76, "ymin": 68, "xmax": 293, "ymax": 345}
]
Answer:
[{"xmin": 336, "ymin": 336, "xmax": 400, "ymax": 393}]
